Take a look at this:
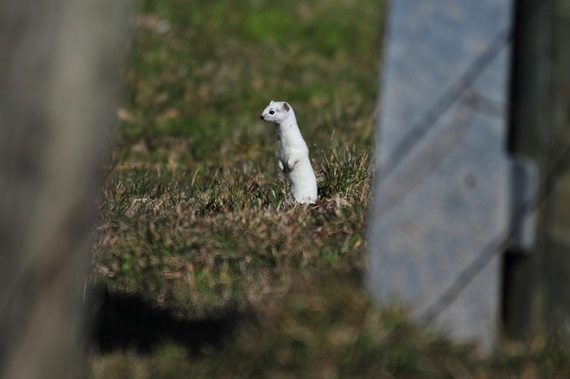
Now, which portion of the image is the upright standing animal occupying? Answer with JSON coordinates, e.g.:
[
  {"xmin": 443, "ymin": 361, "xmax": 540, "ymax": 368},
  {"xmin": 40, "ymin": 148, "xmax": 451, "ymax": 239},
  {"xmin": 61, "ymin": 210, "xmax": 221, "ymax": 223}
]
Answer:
[{"xmin": 260, "ymin": 101, "xmax": 318, "ymax": 204}]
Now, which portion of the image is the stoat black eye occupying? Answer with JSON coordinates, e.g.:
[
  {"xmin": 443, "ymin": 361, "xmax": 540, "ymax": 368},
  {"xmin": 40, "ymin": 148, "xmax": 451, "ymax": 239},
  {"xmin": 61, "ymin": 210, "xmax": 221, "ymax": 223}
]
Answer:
[{"xmin": 269, "ymin": 110, "xmax": 275, "ymax": 114}]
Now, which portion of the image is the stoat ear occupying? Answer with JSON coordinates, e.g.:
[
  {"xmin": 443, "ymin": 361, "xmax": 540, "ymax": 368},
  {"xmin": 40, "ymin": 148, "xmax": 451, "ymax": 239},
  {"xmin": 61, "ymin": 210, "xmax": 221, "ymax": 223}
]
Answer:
[
  {"xmin": 270, "ymin": 100, "xmax": 275, "ymax": 104},
  {"xmin": 282, "ymin": 102, "xmax": 290, "ymax": 112}
]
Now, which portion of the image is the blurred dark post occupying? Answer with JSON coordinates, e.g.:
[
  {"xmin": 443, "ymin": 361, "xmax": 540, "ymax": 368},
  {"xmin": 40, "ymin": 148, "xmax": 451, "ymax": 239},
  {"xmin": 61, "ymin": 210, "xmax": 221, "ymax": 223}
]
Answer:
[
  {"xmin": 0, "ymin": 0, "xmax": 130, "ymax": 378},
  {"xmin": 504, "ymin": 0, "xmax": 570, "ymax": 340}
]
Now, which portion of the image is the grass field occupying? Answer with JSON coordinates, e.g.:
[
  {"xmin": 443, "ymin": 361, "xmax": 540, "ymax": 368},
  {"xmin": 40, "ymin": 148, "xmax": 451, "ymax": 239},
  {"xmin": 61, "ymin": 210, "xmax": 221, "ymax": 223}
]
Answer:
[{"xmin": 87, "ymin": 0, "xmax": 570, "ymax": 377}]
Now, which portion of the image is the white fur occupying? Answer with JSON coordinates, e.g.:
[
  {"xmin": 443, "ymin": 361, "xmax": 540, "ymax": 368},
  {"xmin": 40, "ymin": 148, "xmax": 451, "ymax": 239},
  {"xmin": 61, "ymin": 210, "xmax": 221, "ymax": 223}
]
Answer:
[{"xmin": 260, "ymin": 101, "xmax": 318, "ymax": 204}]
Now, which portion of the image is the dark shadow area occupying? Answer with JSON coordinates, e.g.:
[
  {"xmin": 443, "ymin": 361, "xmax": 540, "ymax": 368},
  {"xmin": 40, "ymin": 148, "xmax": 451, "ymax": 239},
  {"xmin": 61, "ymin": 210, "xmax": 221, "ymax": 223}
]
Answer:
[
  {"xmin": 87, "ymin": 287, "xmax": 247, "ymax": 355},
  {"xmin": 501, "ymin": 251, "xmax": 529, "ymax": 338}
]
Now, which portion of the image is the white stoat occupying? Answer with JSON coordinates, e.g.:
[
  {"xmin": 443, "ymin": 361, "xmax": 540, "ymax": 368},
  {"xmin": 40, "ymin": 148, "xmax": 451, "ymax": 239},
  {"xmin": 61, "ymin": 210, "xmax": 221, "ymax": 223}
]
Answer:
[{"xmin": 260, "ymin": 100, "xmax": 318, "ymax": 204}]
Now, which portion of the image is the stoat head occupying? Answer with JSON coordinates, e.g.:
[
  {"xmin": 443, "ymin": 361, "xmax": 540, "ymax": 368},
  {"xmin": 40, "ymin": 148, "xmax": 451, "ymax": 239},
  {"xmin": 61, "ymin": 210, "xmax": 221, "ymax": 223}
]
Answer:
[{"xmin": 259, "ymin": 100, "xmax": 294, "ymax": 124}]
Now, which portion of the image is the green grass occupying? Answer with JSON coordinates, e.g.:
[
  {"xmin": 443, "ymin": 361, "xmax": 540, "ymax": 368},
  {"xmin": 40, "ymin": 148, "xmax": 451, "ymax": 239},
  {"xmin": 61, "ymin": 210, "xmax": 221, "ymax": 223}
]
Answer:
[{"xmin": 88, "ymin": 0, "xmax": 570, "ymax": 377}]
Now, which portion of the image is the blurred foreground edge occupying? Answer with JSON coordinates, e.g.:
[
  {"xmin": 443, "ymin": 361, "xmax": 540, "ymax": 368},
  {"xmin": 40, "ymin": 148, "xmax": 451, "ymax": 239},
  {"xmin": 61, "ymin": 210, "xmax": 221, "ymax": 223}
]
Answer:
[
  {"xmin": 369, "ymin": 0, "xmax": 570, "ymax": 353},
  {"xmin": 0, "ymin": 0, "xmax": 131, "ymax": 378}
]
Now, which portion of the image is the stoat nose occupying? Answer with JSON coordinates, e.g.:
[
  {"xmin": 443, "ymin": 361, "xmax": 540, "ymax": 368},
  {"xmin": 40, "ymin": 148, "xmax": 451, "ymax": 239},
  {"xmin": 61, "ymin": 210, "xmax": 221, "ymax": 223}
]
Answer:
[{"xmin": 260, "ymin": 115, "xmax": 265, "ymax": 120}]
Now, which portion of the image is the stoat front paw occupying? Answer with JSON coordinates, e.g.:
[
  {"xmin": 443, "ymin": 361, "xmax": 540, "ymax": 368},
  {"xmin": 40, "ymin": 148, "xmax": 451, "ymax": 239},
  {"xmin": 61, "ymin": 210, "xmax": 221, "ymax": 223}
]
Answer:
[{"xmin": 286, "ymin": 159, "xmax": 297, "ymax": 172}]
